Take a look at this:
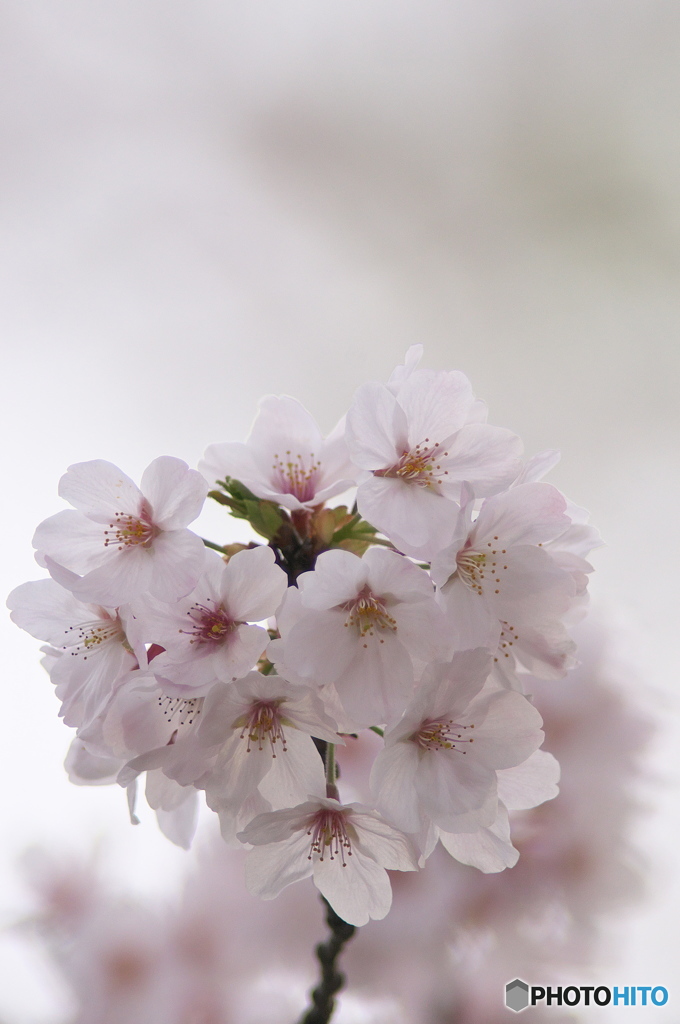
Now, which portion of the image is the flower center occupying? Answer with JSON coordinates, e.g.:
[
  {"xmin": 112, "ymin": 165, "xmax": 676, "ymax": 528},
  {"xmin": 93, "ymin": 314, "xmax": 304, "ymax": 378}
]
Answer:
[
  {"xmin": 306, "ymin": 808, "xmax": 353, "ymax": 866},
  {"xmin": 236, "ymin": 700, "xmax": 287, "ymax": 755},
  {"xmin": 413, "ymin": 717, "xmax": 475, "ymax": 753},
  {"xmin": 158, "ymin": 696, "xmax": 203, "ymax": 727},
  {"xmin": 456, "ymin": 537, "xmax": 508, "ymax": 597},
  {"xmin": 375, "ymin": 438, "xmax": 449, "ymax": 490},
  {"xmin": 271, "ymin": 450, "xmax": 321, "ymax": 503},
  {"xmin": 495, "ymin": 621, "xmax": 519, "ymax": 664},
  {"xmin": 343, "ymin": 586, "xmax": 397, "ymax": 643},
  {"xmin": 104, "ymin": 504, "xmax": 158, "ymax": 551},
  {"xmin": 181, "ymin": 599, "xmax": 236, "ymax": 645},
  {"xmin": 63, "ymin": 616, "xmax": 126, "ymax": 660}
]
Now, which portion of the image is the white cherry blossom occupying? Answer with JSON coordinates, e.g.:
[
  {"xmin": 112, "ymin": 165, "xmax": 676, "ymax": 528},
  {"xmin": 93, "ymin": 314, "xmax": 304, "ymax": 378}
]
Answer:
[
  {"xmin": 7, "ymin": 578, "xmax": 146, "ymax": 728},
  {"xmin": 120, "ymin": 670, "xmax": 341, "ymax": 842},
  {"xmin": 345, "ymin": 368, "xmax": 522, "ymax": 555},
  {"xmin": 33, "ymin": 457, "xmax": 208, "ymax": 606},
  {"xmin": 370, "ymin": 650, "xmax": 545, "ymax": 835},
  {"xmin": 431, "ymin": 483, "xmax": 584, "ymax": 684},
  {"xmin": 238, "ymin": 796, "xmax": 419, "ymax": 926},
  {"xmin": 277, "ymin": 546, "xmax": 452, "ymax": 727},
  {"xmin": 144, "ymin": 546, "xmax": 287, "ymax": 697},
  {"xmin": 437, "ymin": 749, "xmax": 560, "ymax": 872},
  {"xmin": 200, "ymin": 395, "xmax": 355, "ymax": 511}
]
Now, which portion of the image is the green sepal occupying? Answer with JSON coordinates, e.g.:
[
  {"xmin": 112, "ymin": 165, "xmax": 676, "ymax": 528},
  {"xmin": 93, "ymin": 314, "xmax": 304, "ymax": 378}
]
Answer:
[{"xmin": 209, "ymin": 478, "xmax": 288, "ymax": 541}]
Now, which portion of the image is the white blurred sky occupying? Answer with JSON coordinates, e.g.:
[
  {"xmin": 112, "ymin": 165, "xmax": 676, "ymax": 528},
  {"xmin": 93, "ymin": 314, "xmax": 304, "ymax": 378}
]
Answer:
[{"xmin": 2, "ymin": 2, "xmax": 680, "ymax": 1020}]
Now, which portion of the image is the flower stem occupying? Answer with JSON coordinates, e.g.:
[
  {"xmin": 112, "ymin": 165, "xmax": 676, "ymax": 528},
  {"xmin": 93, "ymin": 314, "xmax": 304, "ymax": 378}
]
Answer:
[
  {"xmin": 325, "ymin": 743, "xmax": 336, "ymax": 786},
  {"xmin": 201, "ymin": 538, "xmax": 227, "ymax": 553},
  {"xmin": 297, "ymin": 897, "xmax": 357, "ymax": 1024}
]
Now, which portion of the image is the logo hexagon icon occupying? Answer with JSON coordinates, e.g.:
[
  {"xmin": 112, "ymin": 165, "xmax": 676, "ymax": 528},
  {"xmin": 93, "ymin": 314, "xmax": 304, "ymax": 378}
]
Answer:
[{"xmin": 505, "ymin": 979, "xmax": 529, "ymax": 1012}]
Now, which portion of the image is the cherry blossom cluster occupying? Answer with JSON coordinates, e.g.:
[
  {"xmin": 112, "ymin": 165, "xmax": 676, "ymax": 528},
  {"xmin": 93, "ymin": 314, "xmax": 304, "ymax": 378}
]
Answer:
[
  {"xmin": 22, "ymin": 616, "xmax": 649, "ymax": 1024},
  {"xmin": 8, "ymin": 347, "xmax": 599, "ymax": 927}
]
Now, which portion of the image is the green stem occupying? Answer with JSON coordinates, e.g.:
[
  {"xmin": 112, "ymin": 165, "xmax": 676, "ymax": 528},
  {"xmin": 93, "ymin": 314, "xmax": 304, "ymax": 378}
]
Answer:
[
  {"xmin": 325, "ymin": 743, "xmax": 336, "ymax": 788},
  {"xmin": 201, "ymin": 538, "xmax": 228, "ymax": 554},
  {"xmin": 369, "ymin": 725, "xmax": 384, "ymax": 738}
]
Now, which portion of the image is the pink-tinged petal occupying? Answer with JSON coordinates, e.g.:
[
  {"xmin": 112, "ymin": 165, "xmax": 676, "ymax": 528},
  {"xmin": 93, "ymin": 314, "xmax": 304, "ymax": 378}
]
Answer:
[
  {"xmin": 51, "ymin": 637, "xmax": 131, "ymax": 728},
  {"xmin": 7, "ymin": 579, "xmax": 94, "ymax": 644},
  {"xmin": 206, "ymin": 732, "xmax": 274, "ymax": 811},
  {"xmin": 428, "ymin": 795, "xmax": 499, "ymax": 835},
  {"xmin": 212, "ymin": 623, "xmax": 268, "ymax": 683},
  {"xmin": 415, "ymin": 751, "xmax": 497, "ymax": 830},
  {"xmin": 69, "ymin": 547, "xmax": 155, "ymax": 606},
  {"xmin": 140, "ymin": 456, "xmax": 208, "ymax": 529},
  {"xmin": 297, "ymin": 549, "xmax": 367, "ymax": 611},
  {"xmin": 438, "ymin": 423, "xmax": 523, "ymax": 497},
  {"xmin": 145, "ymin": 768, "xmax": 190, "ymax": 811},
  {"xmin": 497, "ymin": 749, "xmax": 560, "ymax": 810},
  {"xmin": 244, "ymin": 833, "xmax": 314, "ymax": 899},
  {"xmin": 317, "ymin": 417, "xmax": 356, "ymax": 490},
  {"xmin": 357, "ymin": 475, "xmax": 457, "ymax": 554},
  {"xmin": 33, "ymin": 511, "xmax": 108, "ymax": 575},
  {"xmin": 155, "ymin": 790, "xmax": 199, "ymax": 849},
  {"xmin": 370, "ymin": 742, "xmax": 422, "ymax": 833},
  {"xmin": 151, "ymin": 650, "xmax": 220, "ymax": 696},
  {"xmin": 64, "ymin": 739, "xmax": 123, "ymax": 785},
  {"xmin": 250, "ymin": 394, "xmax": 322, "ymax": 453},
  {"xmin": 239, "ymin": 801, "xmax": 321, "ymax": 845},
  {"xmin": 513, "ymin": 449, "xmax": 561, "ymax": 485},
  {"xmin": 199, "ymin": 441, "xmax": 259, "ymax": 488},
  {"xmin": 409, "ymin": 650, "xmax": 492, "ymax": 724},
  {"xmin": 276, "ymin": 691, "xmax": 343, "ymax": 745},
  {"xmin": 217, "ymin": 791, "xmax": 271, "ymax": 846},
  {"xmin": 284, "ymin": 609, "xmax": 359, "ymax": 684},
  {"xmin": 438, "ymin": 579, "xmax": 501, "ymax": 652},
  {"xmin": 513, "ymin": 620, "xmax": 576, "ymax": 679},
  {"xmin": 257, "ymin": 729, "xmax": 327, "ymax": 810},
  {"xmin": 386, "ymin": 344, "xmax": 424, "ymax": 389},
  {"xmin": 221, "ymin": 545, "xmax": 287, "ymax": 622},
  {"xmin": 429, "ymin": 514, "xmax": 472, "ymax": 590},
  {"xmin": 485, "ymin": 550, "xmax": 575, "ymax": 626},
  {"xmin": 335, "ymin": 633, "xmax": 415, "ymax": 727},
  {"xmin": 472, "ymin": 483, "xmax": 569, "ymax": 548},
  {"xmin": 118, "ymin": 747, "xmax": 176, "ymax": 789},
  {"xmin": 363, "ymin": 546, "xmax": 433, "ymax": 602},
  {"xmin": 350, "ymin": 809, "xmax": 419, "ymax": 871},
  {"xmin": 345, "ymin": 383, "xmax": 408, "ymax": 468},
  {"xmin": 391, "ymin": 599, "xmax": 452, "ymax": 663},
  {"xmin": 397, "ymin": 368, "xmax": 475, "ymax": 443},
  {"xmin": 270, "ymin": 586, "xmax": 303, "ymax": 641},
  {"xmin": 439, "ymin": 806, "xmax": 519, "ymax": 872},
  {"xmin": 59, "ymin": 460, "xmax": 142, "ymax": 517},
  {"xmin": 314, "ymin": 847, "xmax": 392, "ymax": 926},
  {"xmin": 468, "ymin": 690, "xmax": 544, "ymax": 769},
  {"xmin": 147, "ymin": 529, "xmax": 206, "ymax": 602},
  {"xmin": 549, "ymin": 522, "xmax": 602, "ymax": 558},
  {"xmin": 193, "ymin": 682, "xmax": 246, "ymax": 747}
]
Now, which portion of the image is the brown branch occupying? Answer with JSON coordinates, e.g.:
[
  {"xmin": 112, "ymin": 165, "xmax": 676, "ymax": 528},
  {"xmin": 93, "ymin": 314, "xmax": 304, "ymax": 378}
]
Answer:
[{"xmin": 297, "ymin": 897, "xmax": 357, "ymax": 1024}]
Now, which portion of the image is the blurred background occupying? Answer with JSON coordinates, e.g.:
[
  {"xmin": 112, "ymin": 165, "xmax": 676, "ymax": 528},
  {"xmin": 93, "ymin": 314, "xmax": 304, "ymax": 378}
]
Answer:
[{"xmin": 2, "ymin": 1, "xmax": 679, "ymax": 1020}]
